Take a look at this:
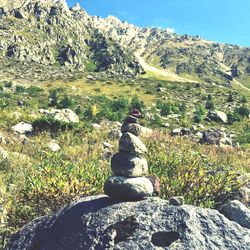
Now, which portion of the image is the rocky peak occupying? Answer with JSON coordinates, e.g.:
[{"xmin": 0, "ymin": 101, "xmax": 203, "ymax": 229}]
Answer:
[
  {"xmin": 71, "ymin": 2, "xmax": 81, "ymax": 12},
  {"xmin": 0, "ymin": 0, "xmax": 69, "ymax": 12}
]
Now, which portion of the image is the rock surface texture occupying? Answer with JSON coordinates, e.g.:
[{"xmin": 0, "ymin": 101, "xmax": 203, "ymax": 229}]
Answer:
[
  {"xmin": 104, "ymin": 113, "xmax": 153, "ymax": 200},
  {"xmin": 6, "ymin": 195, "xmax": 250, "ymax": 250},
  {"xmin": 221, "ymin": 200, "xmax": 250, "ymax": 229}
]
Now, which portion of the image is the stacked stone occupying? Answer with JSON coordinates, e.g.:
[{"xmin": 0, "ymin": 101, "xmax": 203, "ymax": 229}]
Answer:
[{"xmin": 104, "ymin": 114, "xmax": 154, "ymax": 201}]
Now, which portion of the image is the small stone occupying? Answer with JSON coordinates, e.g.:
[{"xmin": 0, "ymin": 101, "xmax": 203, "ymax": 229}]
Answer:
[
  {"xmin": 171, "ymin": 128, "xmax": 182, "ymax": 136},
  {"xmin": 92, "ymin": 123, "xmax": 102, "ymax": 130},
  {"xmin": 104, "ymin": 176, "xmax": 153, "ymax": 200},
  {"xmin": 124, "ymin": 116, "xmax": 139, "ymax": 124},
  {"xmin": 130, "ymin": 108, "xmax": 141, "ymax": 118},
  {"xmin": 146, "ymin": 175, "xmax": 161, "ymax": 196},
  {"xmin": 121, "ymin": 122, "xmax": 141, "ymax": 136},
  {"xmin": 119, "ymin": 132, "xmax": 147, "ymax": 155},
  {"xmin": 169, "ymin": 196, "xmax": 184, "ymax": 206},
  {"xmin": 111, "ymin": 152, "xmax": 148, "ymax": 177},
  {"xmin": 103, "ymin": 142, "xmax": 113, "ymax": 149},
  {"xmin": 48, "ymin": 140, "xmax": 61, "ymax": 152},
  {"xmin": 11, "ymin": 122, "xmax": 33, "ymax": 135}
]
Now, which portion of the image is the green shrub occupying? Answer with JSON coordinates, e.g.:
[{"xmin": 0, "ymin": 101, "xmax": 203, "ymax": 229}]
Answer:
[
  {"xmin": 57, "ymin": 96, "xmax": 74, "ymax": 109},
  {"xmin": 227, "ymin": 112, "xmax": 240, "ymax": 125},
  {"xmin": 205, "ymin": 100, "xmax": 215, "ymax": 110},
  {"xmin": 0, "ymin": 99, "xmax": 8, "ymax": 109},
  {"xmin": 49, "ymin": 89, "xmax": 59, "ymax": 107},
  {"xmin": 32, "ymin": 116, "xmax": 74, "ymax": 133},
  {"xmin": 15, "ymin": 85, "xmax": 26, "ymax": 93},
  {"xmin": 238, "ymin": 124, "xmax": 250, "ymax": 144},
  {"xmin": 5, "ymin": 151, "xmax": 110, "ymax": 234},
  {"xmin": 236, "ymin": 105, "xmax": 250, "ymax": 118},
  {"xmin": 156, "ymin": 101, "xmax": 179, "ymax": 116},
  {"xmin": 227, "ymin": 94, "xmax": 234, "ymax": 102},
  {"xmin": 240, "ymin": 95, "xmax": 247, "ymax": 103},
  {"xmin": 85, "ymin": 60, "xmax": 97, "ymax": 72},
  {"xmin": 130, "ymin": 96, "xmax": 145, "ymax": 112},
  {"xmin": 27, "ymin": 86, "xmax": 43, "ymax": 97},
  {"xmin": 111, "ymin": 97, "xmax": 129, "ymax": 112},
  {"xmin": 147, "ymin": 138, "xmax": 242, "ymax": 208}
]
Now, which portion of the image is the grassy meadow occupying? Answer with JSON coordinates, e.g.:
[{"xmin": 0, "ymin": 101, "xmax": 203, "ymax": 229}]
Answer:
[{"xmin": 0, "ymin": 74, "xmax": 249, "ymax": 247}]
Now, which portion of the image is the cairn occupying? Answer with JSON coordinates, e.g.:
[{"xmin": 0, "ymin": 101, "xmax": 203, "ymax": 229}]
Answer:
[{"xmin": 104, "ymin": 109, "xmax": 154, "ymax": 200}]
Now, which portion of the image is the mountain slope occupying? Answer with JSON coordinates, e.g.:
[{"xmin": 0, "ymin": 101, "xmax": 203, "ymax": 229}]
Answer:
[
  {"xmin": 0, "ymin": 0, "xmax": 249, "ymax": 87},
  {"xmin": 0, "ymin": 0, "xmax": 144, "ymax": 81}
]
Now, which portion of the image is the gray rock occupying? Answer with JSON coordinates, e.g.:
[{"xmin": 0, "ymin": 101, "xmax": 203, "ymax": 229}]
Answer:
[
  {"xmin": 124, "ymin": 116, "xmax": 139, "ymax": 124},
  {"xmin": 146, "ymin": 175, "xmax": 161, "ymax": 196},
  {"xmin": 54, "ymin": 109, "xmax": 79, "ymax": 123},
  {"xmin": 119, "ymin": 132, "xmax": 147, "ymax": 155},
  {"xmin": 104, "ymin": 176, "xmax": 153, "ymax": 200},
  {"xmin": 221, "ymin": 200, "xmax": 250, "ymax": 229},
  {"xmin": 206, "ymin": 110, "xmax": 228, "ymax": 123},
  {"xmin": 169, "ymin": 196, "xmax": 184, "ymax": 206},
  {"xmin": 121, "ymin": 122, "xmax": 141, "ymax": 136},
  {"xmin": 111, "ymin": 152, "xmax": 148, "ymax": 177},
  {"xmin": 171, "ymin": 128, "xmax": 182, "ymax": 136},
  {"xmin": 201, "ymin": 130, "xmax": 221, "ymax": 145},
  {"xmin": 6, "ymin": 195, "xmax": 250, "ymax": 250},
  {"xmin": 11, "ymin": 122, "xmax": 33, "ymax": 135},
  {"xmin": 109, "ymin": 129, "xmax": 122, "ymax": 140},
  {"xmin": 48, "ymin": 140, "xmax": 61, "ymax": 152},
  {"xmin": 172, "ymin": 128, "xmax": 191, "ymax": 136}
]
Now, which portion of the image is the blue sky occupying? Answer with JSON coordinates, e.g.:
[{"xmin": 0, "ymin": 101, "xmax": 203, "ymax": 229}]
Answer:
[{"xmin": 66, "ymin": 0, "xmax": 250, "ymax": 47}]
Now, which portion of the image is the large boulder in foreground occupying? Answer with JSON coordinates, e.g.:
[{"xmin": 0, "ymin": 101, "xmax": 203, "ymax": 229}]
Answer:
[{"xmin": 6, "ymin": 196, "xmax": 250, "ymax": 250}]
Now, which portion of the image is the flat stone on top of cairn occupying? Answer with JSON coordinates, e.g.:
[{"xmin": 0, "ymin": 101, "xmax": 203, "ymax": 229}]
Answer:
[{"xmin": 104, "ymin": 109, "xmax": 154, "ymax": 201}]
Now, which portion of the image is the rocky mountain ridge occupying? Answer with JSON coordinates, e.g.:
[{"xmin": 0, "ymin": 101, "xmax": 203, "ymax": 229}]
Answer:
[{"xmin": 0, "ymin": 0, "xmax": 249, "ymax": 85}]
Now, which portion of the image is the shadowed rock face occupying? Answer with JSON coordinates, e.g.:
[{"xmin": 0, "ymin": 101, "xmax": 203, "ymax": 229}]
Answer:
[{"xmin": 6, "ymin": 195, "xmax": 250, "ymax": 250}]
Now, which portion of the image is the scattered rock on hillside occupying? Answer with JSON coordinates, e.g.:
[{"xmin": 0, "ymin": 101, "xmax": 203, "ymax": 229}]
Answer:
[
  {"xmin": 169, "ymin": 196, "xmax": 184, "ymax": 206},
  {"xmin": 206, "ymin": 110, "xmax": 228, "ymax": 123},
  {"xmin": 171, "ymin": 128, "xmax": 192, "ymax": 136},
  {"xmin": 92, "ymin": 123, "xmax": 102, "ymax": 130},
  {"xmin": 39, "ymin": 109, "xmax": 79, "ymax": 123},
  {"xmin": 108, "ymin": 128, "xmax": 122, "ymax": 140},
  {"xmin": 54, "ymin": 109, "xmax": 79, "ymax": 123},
  {"xmin": 48, "ymin": 140, "xmax": 61, "ymax": 152},
  {"xmin": 6, "ymin": 195, "xmax": 250, "ymax": 250},
  {"xmin": 200, "ymin": 130, "xmax": 232, "ymax": 146},
  {"xmin": 11, "ymin": 122, "xmax": 33, "ymax": 135},
  {"xmin": 0, "ymin": 147, "xmax": 8, "ymax": 161},
  {"xmin": 221, "ymin": 200, "xmax": 250, "ymax": 229}
]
